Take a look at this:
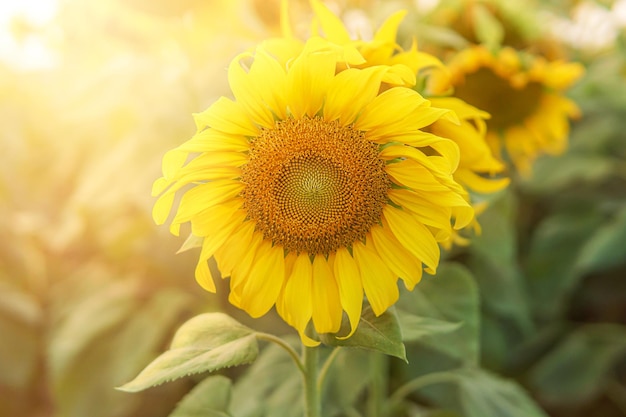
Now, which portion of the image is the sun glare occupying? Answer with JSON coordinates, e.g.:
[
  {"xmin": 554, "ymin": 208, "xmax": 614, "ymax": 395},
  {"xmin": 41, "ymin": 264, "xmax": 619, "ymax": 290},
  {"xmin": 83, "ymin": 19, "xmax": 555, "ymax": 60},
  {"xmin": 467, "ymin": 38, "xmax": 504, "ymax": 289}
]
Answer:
[{"xmin": 0, "ymin": 0, "xmax": 58, "ymax": 69}]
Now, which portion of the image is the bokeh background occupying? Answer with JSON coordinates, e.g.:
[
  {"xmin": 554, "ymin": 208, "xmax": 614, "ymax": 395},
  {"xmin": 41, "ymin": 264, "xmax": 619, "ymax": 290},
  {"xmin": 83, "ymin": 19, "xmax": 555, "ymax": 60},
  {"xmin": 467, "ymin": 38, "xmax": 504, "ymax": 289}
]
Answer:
[{"xmin": 1, "ymin": 1, "xmax": 625, "ymax": 417}]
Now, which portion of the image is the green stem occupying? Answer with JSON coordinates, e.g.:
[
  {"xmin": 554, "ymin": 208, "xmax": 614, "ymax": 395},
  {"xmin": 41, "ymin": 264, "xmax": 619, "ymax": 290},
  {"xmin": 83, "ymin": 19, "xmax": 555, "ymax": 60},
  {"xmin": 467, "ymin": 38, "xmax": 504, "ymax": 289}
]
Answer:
[
  {"xmin": 366, "ymin": 353, "xmax": 388, "ymax": 417},
  {"xmin": 317, "ymin": 347, "xmax": 341, "ymax": 392},
  {"xmin": 388, "ymin": 371, "xmax": 457, "ymax": 412},
  {"xmin": 303, "ymin": 345, "xmax": 321, "ymax": 417},
  {"xmin": 255, "ymin": 332, "xmax": 306, "ymax": 375}
]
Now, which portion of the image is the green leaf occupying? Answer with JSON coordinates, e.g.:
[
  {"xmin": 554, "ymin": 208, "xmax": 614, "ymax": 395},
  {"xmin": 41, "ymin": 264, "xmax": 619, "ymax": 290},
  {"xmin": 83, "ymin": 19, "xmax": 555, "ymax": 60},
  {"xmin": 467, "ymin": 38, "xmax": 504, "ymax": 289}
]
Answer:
[
  {"xmin": 118, "ymin": 313, "xmax": 258, "ymax": 393},
  {"xmin": 50, "ymin": 280, "xmax": 140, "ymax": 380},
  {"xmin": 526, "ymin": 206, "xmax": 607, "ymax": 319},
  {"xmin": 525, "ymin": 154, "xmax": 616, "ymax": 192},
  {"xmin": 455, "ymin": 369, "xmax": 549, "ymax": 417},
  {"xmin": 397, "ymin": 312, "xmax": 462, "ymax": 342},
  {"xmin": 230, "ymin": 337, "xmax": 303, "ymax": 417},
  {"xmin": 323, "ymin": 349, "xmax": 372, "ymax": 415},
  {"xmin": 528, "ymin": 324, "xmax": 626, "ymax": 405},
  {"xmin": 397, "ymin": 262, "xmax": 480, "ymax": 365},
  {"xmin": 473, "ymin": 4, "xmax": 504, "ymax": 49},
  {"xmin": 50, "ymin": 281, "xmax": 198, "ymax": 417},
  {"xmin": 575, "ymin": 206, "xmax": 626, "ymax": 275},
  {"xmin": 467, "ymin": 192, "xmax": 532, "ymax": 335},
  {"xmin": 169, "ymin": 375, "xmax": 233, "ymax": 417},
  {"xmin": 321, "ymin": 306, "xmax": 407, "ymax": 361},
  {"xmin": 417, "ymin": 368, "xmax": 549, "ymax": 417}
]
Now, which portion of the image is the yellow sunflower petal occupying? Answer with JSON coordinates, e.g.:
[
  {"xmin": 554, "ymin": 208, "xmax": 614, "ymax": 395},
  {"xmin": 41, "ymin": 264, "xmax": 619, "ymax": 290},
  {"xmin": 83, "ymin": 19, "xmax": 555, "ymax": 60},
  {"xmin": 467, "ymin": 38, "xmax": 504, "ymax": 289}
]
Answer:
[
  {"xmin": 229, "ymin": 231, "xmax": 265, "ymax": 305},
  {"xmin": 324, "ymin": 66, "xmax": 386, "ymax": 125},
  {"xmin": 333, "ymin": 247, "xmax": 363, "ymax": 339},
  {"xmin": 170, "ymin": 180, "xmax": 244, "ymax": 226},
  {"xmin": 388, "ymin": 189, "xmax": 452, "ymax": 229},
  {"xmin": 214, "ymin": 220, "xmax": 256, "ymax": 278},
  {"xmin": 383, "ymin": 205, "xmax": 440, "ymax": 272},
  {"xmin": 311, "ymin": 254, "xmax": 342, "ymax": 334},
  {"xmin": 370, "ymin": 225, "xmax": 423, "ymax": 291},
  {"xmin": 373, "ymin": 10, "xmax": 407, "ymax": 44},
  {"xmin": 240, "ymin": 240, "xmax": 285, "ymax": 318},
  {"xmin": 355, "ymin": 88, "xmax": 428, "ymax": 131},
  {"xmin": 188, "ymin": 201, "xmax": 244, "ymax": 238},
  {"xmin": 310, "ymin": 0, "xmax": 351, "ymax": 43},
  {"xmin": 385, "ymin": 159, "xmax": 451, "ymax": 192},
  {"xmin": 281, "ymin": 253, "xmax": 314, "ymax": 336},
  {"xmin": 353, "ymin": 240, "xmax": 399, "ymax": 317},
  {"xmin": 193, "ymin": 97, "xmax": 258, "ymax": 136},
  {"xmin": 286, "ymin": 46, "xmax": 336, "ymax": 119},
  {"xmin": 195, "ymin": 258, "xmax": 215, "ymax": 293},
  {"xmin": 228, "ymin": 52, "xmax": 276, "ymax": 129}
]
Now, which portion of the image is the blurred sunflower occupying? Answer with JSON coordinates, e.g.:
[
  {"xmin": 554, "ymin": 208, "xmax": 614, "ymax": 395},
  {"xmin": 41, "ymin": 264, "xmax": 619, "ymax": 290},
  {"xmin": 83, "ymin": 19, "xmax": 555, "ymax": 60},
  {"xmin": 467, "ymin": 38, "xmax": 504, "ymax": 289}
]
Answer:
[
  {"xmin": 152, "ymin": 38, "xmax": 474, "ymax": 345},
  {"xmin": 430, "ymin": 45, "xmax": 584, "ymax": 174}
]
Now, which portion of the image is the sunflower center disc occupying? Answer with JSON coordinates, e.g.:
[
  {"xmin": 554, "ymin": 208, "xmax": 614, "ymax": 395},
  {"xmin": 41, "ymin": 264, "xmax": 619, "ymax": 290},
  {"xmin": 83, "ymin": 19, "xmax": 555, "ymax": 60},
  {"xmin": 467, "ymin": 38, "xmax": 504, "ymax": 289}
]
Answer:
[
  {"xmin": 454, "ymin": 67, "xmax": 543, "ymax": 130},
  {"xmin": 241, "ymin": 117, "xmax": 390, "ymax": 255}
]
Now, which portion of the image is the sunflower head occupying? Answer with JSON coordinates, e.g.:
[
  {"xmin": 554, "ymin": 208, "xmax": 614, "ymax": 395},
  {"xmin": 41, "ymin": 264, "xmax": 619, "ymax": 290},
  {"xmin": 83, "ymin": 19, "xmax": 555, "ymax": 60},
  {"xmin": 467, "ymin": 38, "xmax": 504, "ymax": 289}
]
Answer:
[
  {"xmin": 152, "ymin": 37, "xmax": 474, "ymax": 345},
  {"xmin": 430, "ymin": 45, "xmax": 584, "ymax": 174}
]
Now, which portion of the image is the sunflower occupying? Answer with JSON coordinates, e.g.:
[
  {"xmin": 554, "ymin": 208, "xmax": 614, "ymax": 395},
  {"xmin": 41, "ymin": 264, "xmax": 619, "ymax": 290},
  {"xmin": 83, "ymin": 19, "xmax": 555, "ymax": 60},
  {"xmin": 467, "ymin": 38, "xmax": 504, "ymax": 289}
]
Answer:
[
  {"xmin": 429, "ymin": 45, "xmax": 584, "ymax": 174},
  {"xmin": 152, "ymin": 38, "xmax": 473, "ymax": 345}
]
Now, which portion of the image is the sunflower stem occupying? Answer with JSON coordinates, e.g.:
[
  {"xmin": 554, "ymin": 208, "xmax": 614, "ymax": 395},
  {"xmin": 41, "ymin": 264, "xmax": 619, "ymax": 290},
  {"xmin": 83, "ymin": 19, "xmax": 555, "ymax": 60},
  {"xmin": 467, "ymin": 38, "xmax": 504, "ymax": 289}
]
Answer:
[
  {"xmin": 255, "ymin": 332, "xmax": 306, "ymax": 375},
  {"xmin": 303, "ymin": 345, "xmax": 321, "ymax": 417},
  {"xmin": 387, "ymin": 370, "xmax": 458, "ymax": 413},
  {"xmin": 317, "ymin": 346, "xmax": 341, "ymax": 392},
  {"xmin": 366, "ymin": 352, "xmax": 388, "ymax": 417}
]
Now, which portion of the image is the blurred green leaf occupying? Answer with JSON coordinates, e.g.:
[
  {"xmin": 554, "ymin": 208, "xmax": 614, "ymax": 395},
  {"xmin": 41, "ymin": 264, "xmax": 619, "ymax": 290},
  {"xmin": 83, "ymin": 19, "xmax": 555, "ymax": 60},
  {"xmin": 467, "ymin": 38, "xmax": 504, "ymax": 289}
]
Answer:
[
  {"xmin": 467, "ymin": 191, "xmax": 532, "ymax": 336},
  {"xmin": 231, "ymin": 337, "xmax": 303, "ymax": 417},
  {"xmin": 118, "ymin": 313, "xmax": 258, "ymax": 393},
  {"xmin": 526, "ymin": 206, "xmax": 608, "ymax": 319},
  {"xmin": 398, "ymin": 313, "xmax": 463, "ymax": 342},
  {"xmin": 324, "ymin": 349, "xmax": 372, "ymax": 416},
  {"xmin": 454, "ymin": 368, "xmax": 549, "ymax": 417},
  {"xmin": 575, "ymin": 206, "xmax": 626, "ymax": 275},
  {"xmin": 473, "ymin": 4, "xmax": 504, "ymax": 49},
  {"xmin": 525, "ymin": 154, "xmax": 616, "ymax": 192},
  {"xmin": 321, "ymin": 306, "xmax": 407, "ymax": 361},
  {"xmin": 529, "ymin": 324, "xmax": 626, "ymax": 405},
  {"xmin": 50, "ymin": 280, "xmax": 141, "ymax": 379},
  {"xmin": 418, "ymin": 368, "xmax": 549, "ymax": 417},
  {"xmin": 397, "ymin": 262, "xmax": 480, "ymax": 365},
  {"xmin": 50, "ymin": 281, "xmax": 197, "ymax": 417},
  {"xmin": 169, "ymin": 375, "xmax": 233, "ymax": 417}
]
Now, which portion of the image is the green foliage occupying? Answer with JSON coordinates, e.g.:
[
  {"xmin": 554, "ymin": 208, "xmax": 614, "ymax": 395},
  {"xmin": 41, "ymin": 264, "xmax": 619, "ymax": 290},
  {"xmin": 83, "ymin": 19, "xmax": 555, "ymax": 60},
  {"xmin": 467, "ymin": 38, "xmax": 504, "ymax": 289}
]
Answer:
[
  {"xmin": 397, "ymin": 262, "xmax": 481, "ymax": 365},
  {"xmin": 430, "ymin": 368, "xmax": 550, "ymax": 417},
  {"xmin": 321, "ymin": 306, "xmax": 407, "ymax": 361},
  {"xmin": 230, "ymin": 338, "xmax": 304, "ymax": 417},
  {"xmin": 169, "ymin": 376, "xmax": 233, "ymax": 417},
  {"xmin": 473, "ymin": 4, "xmax": 505, "ymax": 49},
  {"xmin": 118, "ymin": 313, "xmax": 259, "ymax": 393},
  {"xmin": 529, "ymin": 324, "xmax": 626, "ymax": 405}
]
